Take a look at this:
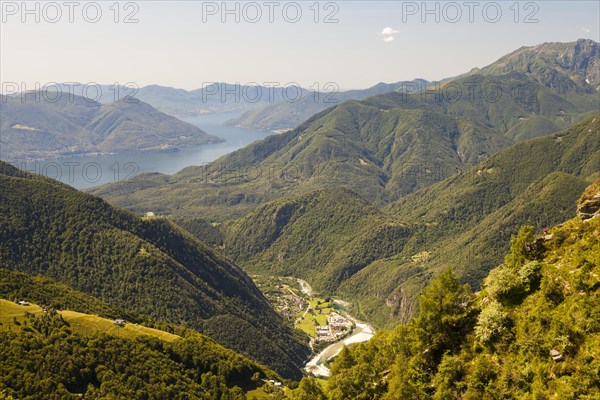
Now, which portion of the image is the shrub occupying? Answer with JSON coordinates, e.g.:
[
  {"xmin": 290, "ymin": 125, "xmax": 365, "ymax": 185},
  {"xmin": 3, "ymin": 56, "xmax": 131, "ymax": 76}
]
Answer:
[{"xmin": 475, "ymin": 300, "xmax": 509, "ymax": 344}]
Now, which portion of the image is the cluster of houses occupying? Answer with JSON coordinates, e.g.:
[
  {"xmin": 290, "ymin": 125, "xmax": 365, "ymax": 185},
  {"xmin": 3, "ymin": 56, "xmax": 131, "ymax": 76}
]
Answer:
[
  {"xmin": 263, "ymin": 283, "xmax": 305, "ymax": 321},
  {"xmin": 315, "ymin": 313, "xmax": 353, "ymax": 342},
  {"xmin": 279, "ymin": 293, "xmax": 304, "ymax": 320}
]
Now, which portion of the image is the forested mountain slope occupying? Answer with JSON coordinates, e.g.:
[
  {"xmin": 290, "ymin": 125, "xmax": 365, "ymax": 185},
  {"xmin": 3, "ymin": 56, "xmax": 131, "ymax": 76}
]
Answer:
[
  {"xmin": 0, "ymin": 161, "xmax": 309, "ymax": 379},
  {"xmin": 323, "ymin": 179, "xmax": 600, "ymax": 399},
  {"xmin": 223, "ymin": 115, "xmax": 599, "ymax": 326},
  {"xmin": 92, "ymin": 42, "xmax": 599, "ymax": 219},
  {"xmin": 0, "ymin": 275, "xmax": 282, "ymax": 400}
]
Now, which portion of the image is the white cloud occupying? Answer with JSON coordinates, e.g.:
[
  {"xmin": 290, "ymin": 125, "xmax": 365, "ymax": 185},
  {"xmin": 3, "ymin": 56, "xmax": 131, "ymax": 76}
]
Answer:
[
  {"xmin": 581, "ymin": 27, "xmax": 591, "ymax": 33},
  {"xmin": 381, "ymin": 27, "xmax": 398, "ymax": 36},
  {"xmin": 379, "ymin": 27, "xmax": 398, "ymax": 42}
]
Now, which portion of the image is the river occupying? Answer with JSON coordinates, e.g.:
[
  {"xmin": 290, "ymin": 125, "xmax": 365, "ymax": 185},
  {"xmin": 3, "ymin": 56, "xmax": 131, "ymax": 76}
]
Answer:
[
  {"xmin": 23, "ymin": 112, "xmax": 272, "ymax": 189},
  {"xmin": 298, "ymin": 280, "xmax": 375, "ymax": 378},
  {"xmin": 305, "ymin": 311, "xmax": 375, "ymax": 377}
]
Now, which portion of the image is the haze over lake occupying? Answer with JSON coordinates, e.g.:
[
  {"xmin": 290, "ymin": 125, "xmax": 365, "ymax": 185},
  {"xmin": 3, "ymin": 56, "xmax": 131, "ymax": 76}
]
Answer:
[{"xmin": 21, "ymin": 112, "xmax": 272, "ymax": 190}]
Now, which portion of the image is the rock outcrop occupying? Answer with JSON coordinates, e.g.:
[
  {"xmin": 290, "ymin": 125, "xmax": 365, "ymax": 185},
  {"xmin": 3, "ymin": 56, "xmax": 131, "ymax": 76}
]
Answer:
[{"xmin": 577, "ymin": 179, "xmax": 600, "ymax": 220}]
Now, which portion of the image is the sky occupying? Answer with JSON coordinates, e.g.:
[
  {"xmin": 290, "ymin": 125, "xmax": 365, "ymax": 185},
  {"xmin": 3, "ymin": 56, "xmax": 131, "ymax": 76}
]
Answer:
[{"xmin": 1, "ymin": 1, "xmax": 599, "ymax": 91}]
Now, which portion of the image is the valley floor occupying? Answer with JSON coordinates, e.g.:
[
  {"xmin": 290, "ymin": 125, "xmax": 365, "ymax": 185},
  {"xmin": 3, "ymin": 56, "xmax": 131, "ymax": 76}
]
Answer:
[{"xmin": 252, "ymin": 275, "xmax": 375, "ymax": 377}]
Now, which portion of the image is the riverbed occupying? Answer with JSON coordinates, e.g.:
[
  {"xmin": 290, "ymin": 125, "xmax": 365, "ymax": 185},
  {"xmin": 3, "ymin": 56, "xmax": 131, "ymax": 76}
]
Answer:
[{"xmin": 300, "ymin": 286, "xmax": 375, "ymax": 377}]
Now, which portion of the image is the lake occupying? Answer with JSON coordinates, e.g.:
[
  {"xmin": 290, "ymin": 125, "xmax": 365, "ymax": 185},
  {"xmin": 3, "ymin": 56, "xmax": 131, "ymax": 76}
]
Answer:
[{"xmin": 17, "ymin": 113, "xmax": 272, "ymax": 189}]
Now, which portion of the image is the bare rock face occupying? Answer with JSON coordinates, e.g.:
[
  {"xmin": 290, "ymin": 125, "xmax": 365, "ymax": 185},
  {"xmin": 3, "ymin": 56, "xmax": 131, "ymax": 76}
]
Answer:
[
  {"xmin": 577, "ymin": 192, "xmax": 600, "ymax": 220},
  {"xmin": 577, "ymin": 180, "xmax": 600, "ymax": 220}
]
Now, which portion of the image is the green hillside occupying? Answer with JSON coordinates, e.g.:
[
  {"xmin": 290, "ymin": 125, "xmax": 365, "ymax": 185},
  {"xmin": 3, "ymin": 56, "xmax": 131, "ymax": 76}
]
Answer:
[
  {"xmin": 221, "ymin": 114, "xmax": 599, "ymax": 327},
  {"xmin": 0, "ymin": 268, "xmax": 141, "ymax": 322},
  {"xmin": 323, "ymin": 180, "xmax": 600, "ymax": 399},
  {"xmin": 0, "ymin": 304, "xmax": 281, "ymax": 399},
  {"xmin": 226, "ymin": 79, "xmax": 432, "ymax": 132},
  {"xmin": 0, "ymin": 299, "xmax": 181, "ymax": 342},
  {"xmin": 340, "ymin": 114, "xmax": 599, "ymax": 325},
  {"xmin": 92, "ymin": 43, "xmax": 598, "ymax": 221},
  {"xmin": 0, "ymin": 161, "xmax": 310, "ymax": 379},
  {"xmin": 0, "ymin": 273, "xmax": 285, "ymax": 399}
]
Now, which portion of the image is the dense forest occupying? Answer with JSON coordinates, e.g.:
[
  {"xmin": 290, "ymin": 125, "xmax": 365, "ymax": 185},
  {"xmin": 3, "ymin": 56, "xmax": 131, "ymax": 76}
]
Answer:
[
  {"xmin": 0, "ymin": 309, "xmax": 277, "ymax": 399},
  {"xmin": 0, "ymin": 161, "xmax": 310, "ymax": 379},
  {"xmin": 314, "ymin": 180, "xmax": 600, "ymax": 399},
  {"xmin": 217, "ymin": 114, "xmax": 599, "ymax": 327}
]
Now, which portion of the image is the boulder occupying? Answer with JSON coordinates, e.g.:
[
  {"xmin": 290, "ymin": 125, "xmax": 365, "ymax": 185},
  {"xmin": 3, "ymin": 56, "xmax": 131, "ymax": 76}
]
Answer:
[{"xmin": 549, "ymin": 349, "xmax": 564, "ymax": 362}]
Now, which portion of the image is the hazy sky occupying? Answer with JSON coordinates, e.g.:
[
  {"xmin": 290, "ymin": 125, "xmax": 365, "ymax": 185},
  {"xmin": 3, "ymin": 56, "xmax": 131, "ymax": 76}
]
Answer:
[{"xmin": 1, "ymin": 1, "xmax": 599, "ymax": 91}]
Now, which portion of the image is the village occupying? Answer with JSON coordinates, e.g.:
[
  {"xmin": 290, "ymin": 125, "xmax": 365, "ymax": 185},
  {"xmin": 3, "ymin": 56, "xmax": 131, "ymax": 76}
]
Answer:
[
  {"xmin": 314, "ymin": 312, "xmax": 354, "ymax": 343},
  {"xmin": 251, "ymin": 275, "xmax": 354, "ymax": 346}
]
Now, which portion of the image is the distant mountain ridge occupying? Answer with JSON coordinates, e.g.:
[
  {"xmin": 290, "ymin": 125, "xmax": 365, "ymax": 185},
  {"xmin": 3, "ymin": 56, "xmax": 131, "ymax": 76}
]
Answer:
[
  {"xmin": 474, "ymin": 38, "xmax": 600, "ymax": 92},
  {"xmin": 30, "ymin": 81, "xmax": 429, "ymax": 124},
  {"xmin": 0, "ymin": 93, "xmax": 221, "ymax": 162},
  {"xmin": 91, "ymin": 70, "xmax": 598, "ymax": 219},
  {"xmin": 18, "ymin": 40, "xmax": 595, "ymax": 129},
  {"xmin": 226, "ymin": 39, "xmax": 599, "ymax": 132},
  {"xmin": 137, "ymin": 83, "xmax": 311, "ymax": 118},
  {"xmin": 18, "ymin": 82, "xmax": 312, "ymax": 118},
  {"xmin": 225, "ymin": 79, "xmax": 433, "ymax": 132}
]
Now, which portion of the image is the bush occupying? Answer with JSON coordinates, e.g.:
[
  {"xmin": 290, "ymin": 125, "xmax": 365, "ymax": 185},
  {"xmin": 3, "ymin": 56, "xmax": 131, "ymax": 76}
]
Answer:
[
  {"xmin": 485, "ymin": 261, "xmax": 542, "ymax": 304},
  {"xmin": 475, "ymin": 300, "xmax": 509, "ymax": 344}
]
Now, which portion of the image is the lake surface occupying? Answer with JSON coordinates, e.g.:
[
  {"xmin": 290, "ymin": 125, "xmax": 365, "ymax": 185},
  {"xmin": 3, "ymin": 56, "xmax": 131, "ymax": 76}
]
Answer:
[{"xmin": 19, "ymin": 113, "xmax": 272, "ymax": 189}]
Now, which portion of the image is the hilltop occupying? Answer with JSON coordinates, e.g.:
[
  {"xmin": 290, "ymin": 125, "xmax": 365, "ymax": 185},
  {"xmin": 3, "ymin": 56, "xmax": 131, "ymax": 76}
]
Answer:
[{"xmin": 475, "ymin": 38, "xmax": 600, "ymax": 92}]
